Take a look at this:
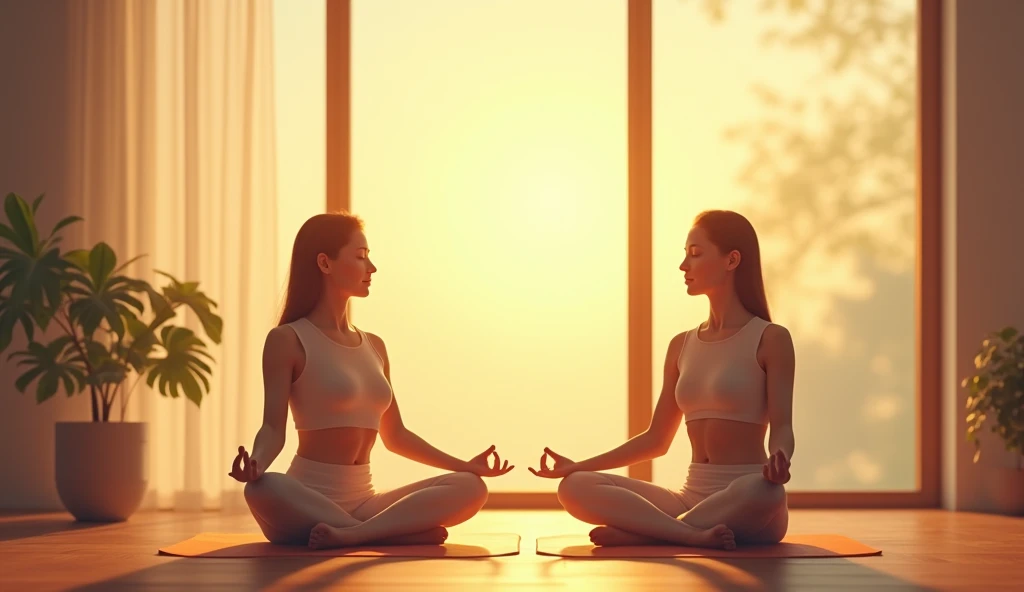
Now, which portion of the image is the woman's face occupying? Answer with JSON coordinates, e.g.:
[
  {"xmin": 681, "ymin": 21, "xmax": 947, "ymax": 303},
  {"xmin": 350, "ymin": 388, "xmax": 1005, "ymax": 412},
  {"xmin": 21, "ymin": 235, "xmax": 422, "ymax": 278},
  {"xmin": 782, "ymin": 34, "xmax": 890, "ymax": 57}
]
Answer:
[
  {"xmin": 318, "ymin": 230, "xmax": 377, "ymax": 298},
  {"xmin": 678, "ymin": 226, "xmax": 738, "ymax": 296}
]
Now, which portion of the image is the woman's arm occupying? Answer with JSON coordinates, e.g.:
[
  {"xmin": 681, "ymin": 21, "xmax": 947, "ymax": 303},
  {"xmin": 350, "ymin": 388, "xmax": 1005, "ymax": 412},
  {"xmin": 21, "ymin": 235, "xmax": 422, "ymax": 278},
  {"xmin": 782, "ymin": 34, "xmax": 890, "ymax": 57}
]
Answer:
[
  {"xmin": 574, "ymin": 333, "xmax": 686, "ymax": 471},
  {"xmin": 370, "ymin": 333, "xmax": 477, "ymax": 473},
  {"xmin": 533, "ymin": 333, "xmax": 686, "ymax": 477},
  {"xmin": 380, "ymin": 395, "xmax": 472, "ymax": 471},
  {"xmin": 248, "ymin": 327, "xmax": 295, "ymax": 472},
  {"xmin": 763, "ymin": 324, "xmax": 796, "ymax": 461}
]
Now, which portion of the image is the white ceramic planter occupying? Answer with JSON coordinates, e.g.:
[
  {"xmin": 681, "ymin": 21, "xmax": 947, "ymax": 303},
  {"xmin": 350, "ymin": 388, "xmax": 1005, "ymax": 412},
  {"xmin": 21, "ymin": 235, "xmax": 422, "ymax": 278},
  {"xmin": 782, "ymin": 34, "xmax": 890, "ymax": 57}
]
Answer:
[{"xmin": 55, "ymin": 421, "xmax": 148, "ymax": 522}]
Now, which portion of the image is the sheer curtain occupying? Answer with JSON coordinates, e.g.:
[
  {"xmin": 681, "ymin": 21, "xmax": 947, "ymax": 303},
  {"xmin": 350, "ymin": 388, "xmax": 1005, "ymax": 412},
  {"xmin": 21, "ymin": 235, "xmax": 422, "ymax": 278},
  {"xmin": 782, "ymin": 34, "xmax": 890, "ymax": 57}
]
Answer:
[{"xmin": 66, "ymin": 0, "xmax": 278, "ymax": 510}]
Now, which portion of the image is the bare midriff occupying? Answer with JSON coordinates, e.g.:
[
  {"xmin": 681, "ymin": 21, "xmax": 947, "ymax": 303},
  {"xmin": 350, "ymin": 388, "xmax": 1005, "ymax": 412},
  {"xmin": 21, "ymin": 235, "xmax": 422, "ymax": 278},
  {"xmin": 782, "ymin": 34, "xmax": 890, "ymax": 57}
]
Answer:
[
  {"xmin": 686, "ymin": 418, "xmax": 768, "ymax": 465},
  {"xmin": 296, "ymin": 426, "xmax": 378, "ymax": 465}
]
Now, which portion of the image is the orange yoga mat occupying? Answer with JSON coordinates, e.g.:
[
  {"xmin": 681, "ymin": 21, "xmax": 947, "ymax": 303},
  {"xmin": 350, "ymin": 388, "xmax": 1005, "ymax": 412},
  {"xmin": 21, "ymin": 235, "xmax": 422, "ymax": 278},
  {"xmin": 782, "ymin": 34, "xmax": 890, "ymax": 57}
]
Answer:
[
  {"xmin": 159, "ymin": 532, "xmax": 521, "ymax": 558},
  {"xmin": 536, "ymin": 534, "xmax": 881, "ymax": 559}
]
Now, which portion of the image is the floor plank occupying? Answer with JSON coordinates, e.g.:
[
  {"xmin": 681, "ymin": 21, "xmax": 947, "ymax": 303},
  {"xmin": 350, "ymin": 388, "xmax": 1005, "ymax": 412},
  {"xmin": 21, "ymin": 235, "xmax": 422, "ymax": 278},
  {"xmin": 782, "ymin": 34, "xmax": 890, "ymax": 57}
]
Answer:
[{"xmin": 1, "ymin": 509, "xmax": 1021, "ymax": 591}]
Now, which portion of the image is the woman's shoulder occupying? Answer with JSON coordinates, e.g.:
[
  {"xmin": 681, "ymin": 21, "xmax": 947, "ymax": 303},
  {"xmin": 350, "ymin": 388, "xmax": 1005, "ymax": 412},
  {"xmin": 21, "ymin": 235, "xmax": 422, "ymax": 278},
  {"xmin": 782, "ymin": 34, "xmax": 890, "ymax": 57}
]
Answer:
[
  {"xmin": 265, "ymin": 323, "xmax": 303, "ymax": 355},
  {"xmin": 759, "ymin": 321, "xmax": 794, "ymax": 354},
  {"xmin": 360, "ymin": 330, "xmax": 387, "ymax": 354}
]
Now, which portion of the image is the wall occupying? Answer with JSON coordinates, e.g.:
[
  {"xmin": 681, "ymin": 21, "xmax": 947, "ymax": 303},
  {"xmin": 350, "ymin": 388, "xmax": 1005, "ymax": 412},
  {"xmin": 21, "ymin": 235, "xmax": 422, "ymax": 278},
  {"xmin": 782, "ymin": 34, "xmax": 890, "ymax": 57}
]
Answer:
[
  {"xmin": 942, "ymin": 0, "xmax": 1024, "ymax": 513},
  {"xmin": 0, "ymin": 0, "xmax": 91, "ymax": 510}
]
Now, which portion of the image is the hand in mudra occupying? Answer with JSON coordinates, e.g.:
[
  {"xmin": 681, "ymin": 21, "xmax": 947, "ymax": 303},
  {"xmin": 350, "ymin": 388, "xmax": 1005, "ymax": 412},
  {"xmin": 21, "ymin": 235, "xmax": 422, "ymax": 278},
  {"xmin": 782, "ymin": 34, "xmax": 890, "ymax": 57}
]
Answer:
[
  {"xmin": 528, "ymin": 447, "xmax": 577, "ymax": 479},
  {"xmin": 466, "ymin": 445, "xmax": 514, "ymax": 477},
  {"xmin": 763, "ymin": 449, "xmax": 791, "ymax": 485},
  {"xmin": 228, "ymin": 446, "xmax": 263, "ymax": 483}
]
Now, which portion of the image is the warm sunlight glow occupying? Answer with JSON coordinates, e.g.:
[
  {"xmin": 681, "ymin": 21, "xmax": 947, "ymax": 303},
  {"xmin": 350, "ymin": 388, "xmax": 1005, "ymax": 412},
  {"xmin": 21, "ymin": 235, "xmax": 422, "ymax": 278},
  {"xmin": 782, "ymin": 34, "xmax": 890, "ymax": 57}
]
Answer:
[
  {"xmin": 350, "ymin": 0, "xmax": 628, "ymax": 492},
  {"xmin": 273, "ymin": 0, "xmax": 919, "ymax": 495}
]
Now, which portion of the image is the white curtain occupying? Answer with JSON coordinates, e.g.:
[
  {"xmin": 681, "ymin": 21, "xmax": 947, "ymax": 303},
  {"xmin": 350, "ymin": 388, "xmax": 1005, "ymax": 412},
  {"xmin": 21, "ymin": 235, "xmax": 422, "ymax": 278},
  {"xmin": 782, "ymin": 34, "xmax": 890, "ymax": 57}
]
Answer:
[{"xmin": 66, "ymin": 0, "xmax": 278, "ymax": 511}]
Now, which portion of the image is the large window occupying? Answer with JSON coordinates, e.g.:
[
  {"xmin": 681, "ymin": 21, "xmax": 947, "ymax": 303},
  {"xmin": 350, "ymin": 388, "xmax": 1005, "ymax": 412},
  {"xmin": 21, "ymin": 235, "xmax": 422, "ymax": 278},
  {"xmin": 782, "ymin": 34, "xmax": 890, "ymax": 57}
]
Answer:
[
  {"xmin": 307, "ymin": 0, "xmax": 939, "ymax": 506},
  {"xmin": 348, "ymin": 0, "xmax": 630, "ymax": 494},
  {"xmin": 652, "ymin": 0, "xmax": 922, "ymax": 493}
]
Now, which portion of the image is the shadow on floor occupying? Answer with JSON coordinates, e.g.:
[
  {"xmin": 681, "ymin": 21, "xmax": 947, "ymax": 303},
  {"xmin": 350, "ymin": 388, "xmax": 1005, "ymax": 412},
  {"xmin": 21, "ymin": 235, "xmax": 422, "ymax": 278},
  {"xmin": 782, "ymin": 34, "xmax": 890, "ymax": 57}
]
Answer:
[
  {"xmin": 0, "ymin": 513, "xmax": 118, "ymax": 542},
  {"xmin": 64, "ymin": 555, "xmax": 501, "ymax": 591},
  {"xmin": 537, "ymin": 554, "xmax": 939, "ymax": 591}
]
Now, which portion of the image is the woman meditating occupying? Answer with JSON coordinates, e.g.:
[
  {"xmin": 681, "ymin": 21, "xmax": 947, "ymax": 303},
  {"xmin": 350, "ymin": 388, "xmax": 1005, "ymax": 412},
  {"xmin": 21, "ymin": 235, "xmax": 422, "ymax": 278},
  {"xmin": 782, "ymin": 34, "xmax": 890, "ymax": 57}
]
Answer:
[
  {"xmin": 530, "ymin": 210, "xmax": 795, "ymax": 550},
  {"xmin": 229, "ymin": 212, "xmax": 512, "ymax": 550}
]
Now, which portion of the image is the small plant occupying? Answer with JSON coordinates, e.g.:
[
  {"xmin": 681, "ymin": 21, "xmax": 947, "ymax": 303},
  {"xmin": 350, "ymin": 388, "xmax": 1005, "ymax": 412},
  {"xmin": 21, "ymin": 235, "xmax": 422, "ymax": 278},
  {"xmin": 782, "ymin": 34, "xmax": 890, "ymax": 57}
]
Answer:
[
  {"xmin": 0, "ymin": 192, "xmax": 222, "ymax": 421},
  {"xmin": 962, "ymin": 326, "xmax": 1024, "ymax": 468}
]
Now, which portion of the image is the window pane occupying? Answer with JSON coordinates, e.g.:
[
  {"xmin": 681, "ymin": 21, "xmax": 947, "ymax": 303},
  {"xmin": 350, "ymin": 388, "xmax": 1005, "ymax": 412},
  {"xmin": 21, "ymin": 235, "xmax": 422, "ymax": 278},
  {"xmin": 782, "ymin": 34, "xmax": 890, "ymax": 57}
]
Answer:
[
  {"xmin": 352, "ymin": 0, "xmax": 628, "ymax": 492},
  {"xmin": 652, "ymin": 0, "xmax": 918, "ymax": 491}
]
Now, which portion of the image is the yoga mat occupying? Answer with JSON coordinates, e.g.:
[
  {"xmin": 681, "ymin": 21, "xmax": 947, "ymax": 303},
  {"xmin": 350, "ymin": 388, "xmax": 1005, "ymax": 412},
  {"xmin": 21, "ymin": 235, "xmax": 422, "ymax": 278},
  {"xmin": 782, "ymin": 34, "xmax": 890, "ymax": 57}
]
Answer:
[
  {"xmin": 159, "ymin": 532, "xmax": 520, "ymax": 558},
  {"xmin": 536, "ymin": 534, "xmax": 881, "ymax": 559}
]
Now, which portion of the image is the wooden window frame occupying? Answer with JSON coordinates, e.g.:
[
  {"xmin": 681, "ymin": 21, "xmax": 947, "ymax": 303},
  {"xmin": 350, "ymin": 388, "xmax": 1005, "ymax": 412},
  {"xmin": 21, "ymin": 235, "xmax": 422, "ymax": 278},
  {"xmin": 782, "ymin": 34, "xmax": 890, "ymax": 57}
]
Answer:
[{"xmin": 326, "ymin": 0, "xmax": 942, "ymax": 509}]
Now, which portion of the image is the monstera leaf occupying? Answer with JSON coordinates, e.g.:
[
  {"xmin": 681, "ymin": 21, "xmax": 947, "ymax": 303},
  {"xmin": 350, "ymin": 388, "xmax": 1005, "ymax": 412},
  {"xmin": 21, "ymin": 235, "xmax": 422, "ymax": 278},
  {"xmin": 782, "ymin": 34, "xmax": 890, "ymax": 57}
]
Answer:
[
  {"xmin": 0, "ymin": 244, "xmax": 76, "ymax": 351},
  {"xmin": 157, "ymin": 271, "xmax": 222, "ymax": 344},
  {"xmin": 0, "ymin": 292, "xmax": 34, "ymax": 353},
  {"xmin": 7, "ymin": 336, "xmax": 87, "ymax": 402},
  {"xmin": 119, "ymin": 314, "xmax": 160, "ymax": 372},
  {"xmin": 0, "ymin": 194, "xmax": 82, "ymax": 349},
  {"xmin": 146, "ymin": 325, "xmax": 214, "ymax": 406},
  {"xmin": 65, "ymin": 243, "xmax": 146, "ymax": 338}
]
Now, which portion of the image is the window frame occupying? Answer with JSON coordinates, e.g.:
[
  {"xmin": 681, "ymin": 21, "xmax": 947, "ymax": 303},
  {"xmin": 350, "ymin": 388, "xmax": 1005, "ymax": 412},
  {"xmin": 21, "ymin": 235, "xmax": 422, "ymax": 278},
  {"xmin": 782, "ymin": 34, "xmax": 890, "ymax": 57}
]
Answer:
[{"xmin": 326, "ymin": 0, "xmax": 942, "ymax": 509}]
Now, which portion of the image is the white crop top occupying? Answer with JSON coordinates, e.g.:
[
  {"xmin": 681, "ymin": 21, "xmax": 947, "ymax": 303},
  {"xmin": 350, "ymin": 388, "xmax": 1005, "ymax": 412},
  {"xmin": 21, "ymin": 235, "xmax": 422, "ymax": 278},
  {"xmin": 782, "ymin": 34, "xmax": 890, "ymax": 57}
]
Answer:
[
  {"xmin": 285, "ymin": 318, "xmax": 394, "ymax": 431},
  {"xmin": 674, "ymin": 316, "xmax": 771, "ymax": 426}
]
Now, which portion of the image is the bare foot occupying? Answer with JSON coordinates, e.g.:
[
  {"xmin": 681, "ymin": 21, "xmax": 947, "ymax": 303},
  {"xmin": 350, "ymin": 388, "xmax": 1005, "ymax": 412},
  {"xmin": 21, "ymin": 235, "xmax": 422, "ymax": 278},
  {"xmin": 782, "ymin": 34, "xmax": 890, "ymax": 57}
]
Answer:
[
  {"xmin": 689, "ymin": 524, "xmax": 736, "ymax": 550},
  {"xmin": 373, "ymin": 526, "xmax": 448, "ymax": 546},
  {"xmin": 589, "ymin": 526, "xmax": 661, "ymax": 546},
  {"xmin": 308, "ymin": 523, "xmax": 356, "ymax": 550}
]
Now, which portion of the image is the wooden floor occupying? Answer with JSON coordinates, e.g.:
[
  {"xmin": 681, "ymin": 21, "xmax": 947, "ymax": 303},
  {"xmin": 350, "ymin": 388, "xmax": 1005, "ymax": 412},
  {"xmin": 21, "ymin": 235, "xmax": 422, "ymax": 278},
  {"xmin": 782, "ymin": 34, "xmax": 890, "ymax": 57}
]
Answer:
[{"xmin": 1, "ymin": 508, "xmax": 1022, "ymax": 591}]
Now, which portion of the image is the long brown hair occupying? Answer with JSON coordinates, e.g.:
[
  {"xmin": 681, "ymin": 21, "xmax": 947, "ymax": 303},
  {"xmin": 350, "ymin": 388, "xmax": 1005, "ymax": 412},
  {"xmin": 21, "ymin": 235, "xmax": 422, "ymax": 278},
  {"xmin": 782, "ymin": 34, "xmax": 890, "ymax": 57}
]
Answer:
[
  {"xmin": 278, "ymin": 212, "xmax": 364, "ymax": 326},
  {"xmin": 693, "ymin": 210, "xmax": 771, "ymax": 322}
]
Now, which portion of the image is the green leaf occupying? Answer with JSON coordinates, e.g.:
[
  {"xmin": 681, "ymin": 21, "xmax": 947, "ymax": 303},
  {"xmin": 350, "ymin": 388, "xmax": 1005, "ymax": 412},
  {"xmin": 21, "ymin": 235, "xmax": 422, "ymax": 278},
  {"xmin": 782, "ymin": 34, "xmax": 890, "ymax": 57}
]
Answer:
[
  {"xmin": 0, "ymin": 242, "xmax": 72, "ymax": 351},
  {"xmin": 143, "ymin": 283, "xmax": 175, "ymax": 326},
  {"xmin": 64, "ymin": 249, "xmax": 90, "ymax": 271},
  {"xmin": 0, "ymin": 223, "xmax": 24, "ymax": 252},
  {"xmin": 965, "ymin": 326, "xmax": 1024, "ymax": 464},
  {"xmin": 37, "ymin": 373, "xmax": 59, "ymax": 403},
  {"xmin": 50, "ymin": 215, "xmax": 81, "ymax": 236},
  {"xmin": 14, "ymin": 366, "xmax": 45, "ymax": 393},
  {"xmin": 0, "ymin": 295, "xmax": 34, "ymax": 354},
  {"xmin": 157, "ymin": 270, "xmax": 223, "ymax": 344},
  {"xmin": 145, "ymin": 325, "xmax": 215, "ymax": 407},
  {"xmin": 66, "ymin": 272, "xmax": 144, "ymax": 340},
  {"xmin": 41, "ymin": 216, "xmax": 83, "ymax": 251},
  {"xmin": 7, "ymin": 337, "xmax": 87, "ymax": 403},
  {"xmin": 88, "ymin": 242, "xmax": 117, "ymax": 289},
  {"xmin": 69, "ymin": 339, "xmax": 127, "ymax": 388},
  {"xmin": 31, "ymin": 194, "xmax": 45, "ymax": 214},
  {"xmin": 121, "ymin": 314, "xmax": 158, "ymax": 372},
  {"xmin": 3, "ymin": 193, "xmax": 38, "ymax": 254}
]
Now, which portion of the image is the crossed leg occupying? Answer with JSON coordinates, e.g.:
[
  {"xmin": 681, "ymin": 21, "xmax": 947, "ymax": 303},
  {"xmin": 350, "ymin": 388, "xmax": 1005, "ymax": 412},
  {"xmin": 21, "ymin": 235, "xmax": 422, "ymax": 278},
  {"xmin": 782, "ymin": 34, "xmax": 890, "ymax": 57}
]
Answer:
[
  {"xmin": 676, "ymin": 473, "xmax": 789, "ymax": 545},
  {"xmin": 558, "ymin": 471, "xmax": 789, "ymax": 548},
  {"xmin": 556, "ymin": 472, "xmax": 736, "ymax": 549},
  {"xmin": 243, "ymin": 472, "xmax": 476, "ymax": 547},
  {"xmin": 308, "ymin": 471, "xmax": 489, "ymax": 549}
]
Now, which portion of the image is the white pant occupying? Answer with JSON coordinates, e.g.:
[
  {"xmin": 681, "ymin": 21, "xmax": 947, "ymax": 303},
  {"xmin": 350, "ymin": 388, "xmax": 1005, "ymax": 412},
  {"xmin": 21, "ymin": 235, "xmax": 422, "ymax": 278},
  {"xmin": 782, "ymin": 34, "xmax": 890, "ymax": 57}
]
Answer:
[{"xmin": 676, "ymin": 462, "xmax": 763, "ymax": 509}]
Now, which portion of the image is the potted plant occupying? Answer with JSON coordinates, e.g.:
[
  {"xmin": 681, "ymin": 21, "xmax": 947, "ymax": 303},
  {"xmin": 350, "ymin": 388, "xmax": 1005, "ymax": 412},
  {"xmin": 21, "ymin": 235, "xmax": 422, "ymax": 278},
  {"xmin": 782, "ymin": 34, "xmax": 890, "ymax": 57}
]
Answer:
[
  {"xmin": 0, "ymin": 192, "xmax": 222, "ymax": 521},
  {"xmin": 962, "ymin": 325, "xmax": 1024, "ymax": 515}
]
